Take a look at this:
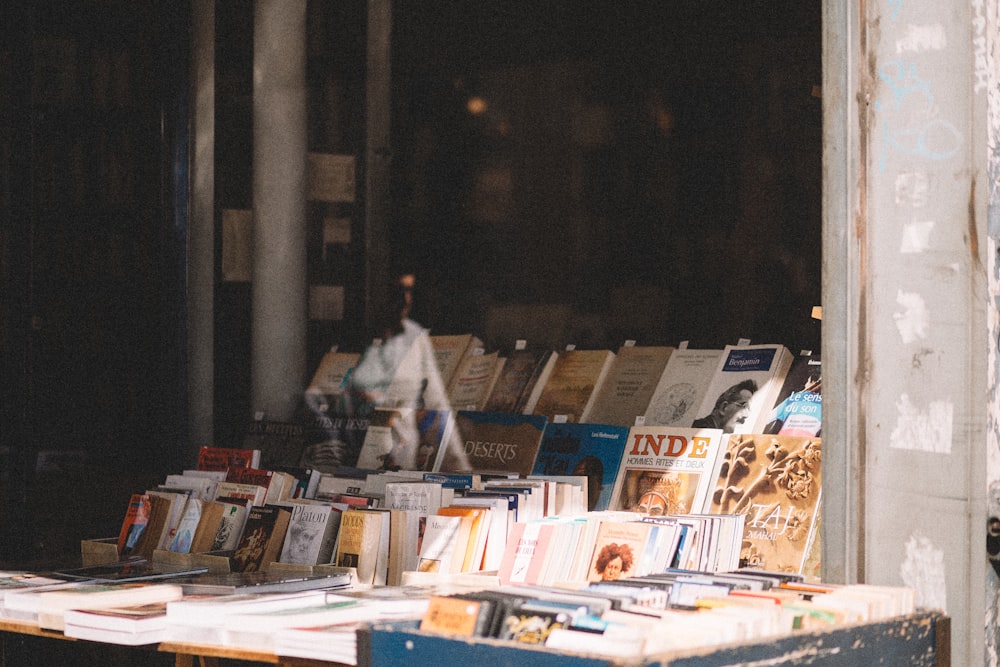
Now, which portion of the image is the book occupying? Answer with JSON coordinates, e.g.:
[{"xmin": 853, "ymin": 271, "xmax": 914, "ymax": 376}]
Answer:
[
  {"xmin": 691, "ymin": 343, "xmax": 794, "ymax": 434},
  {"xmin": 189, "ymin": 500, "xmax": 228, "ymax": 554},
  {"xmin": 333, "ymin": 509, "xmax": 391, "ymax": 585},
  {"xmin": 384, "ymin": 482, "xmax": 448, "ymax": 574},
  {"xmin": 530, "ymin": 348, "xmax": 616, "ymax": 423},
  {"xmin": 428, "ymin": 333, "xmax": 485, "ymax": 388},
  {"xmin": 36, "ymin": 582, "xmax": 185, "ymax": 631},
  {"xmin": 586, "ymin": 345, "xmax": 675, "ymax": 427},
  {"xmin": 519, "ymin": 350, "xmax": 560, "ymax": 415},
  {"xmin": 762, "ymin": 351, "xmax": 822, "ymax": 437},
  {"xmin": 128, "ymin": 493, "xmax": 173, "ymax": 561},
  {"xmin": 437, "ymin": 505, "xmax": 491, "ymax": 572},
  {"xmin": 242, "ymin": 419, "xmax": 309, "ymax": 469},
  {"xmin": 585, "ymin": 520, "xmax": 655, "ymax": 582},
  {"xmin": 416, "ymin": 514, "xmax": 466, "ymax": 574},
  {"xmin": 483, "ymin": 347, "xmax": 556, "ymax": 414},
  {"xmin": 446, "ymin": 349, "xmax": 502, "ymax": 411},
  {"xmin": 231, "ymin": 504, "xmax": 292, "ymax": 573},
  {"xmin": 167, "ymin": 497, "xmax": 204, "ymax": 553},
  {"xmin": 63, "ymin": 601, "xmax": 172, "ymax": 645},
  {"xmin": 213, "ymin": 480, "xmax": 269, "ymax": 506},
  {"xmin": 531, "ymin": 422, "xmax": 631, "ymax": 511},
  {"xmin": 196, "ymin": 445, "xmax": 261, "ymax": 471},
  {"xmin": 497, "ymin": 521, "xmax": 557, "ymax": 586},
  {"xmin": 52, "ymin": 559, "xmax": 209, "ymax": 584},
  {"xmin": 171, "ymin": 571, "xmax": 352, "ymax": 596},
  {"xmin": 355, "ymin": 407, "xmax": 455, "ymax": 472},
  {"xmin": 278, "ymin": 503, "xmax": 342, "ymax": 566},
  {"xmin": 305, "ymin": 349, "xmax": 361, "ymax": 395},
  {"xmin": 706, "ymin": 433, "xmax": 823, "ymax": 577},
  {"xmin": 145, "ymin": 489, "xmax": 192, "ymax": 551},
  {"xmin": 116, "ymin": 494, "xmax": 152, "ymax": 560},
  {"xmin": 211, "ymin": 497, "xmax": 251, "ymax": 551},
  {"xmin": 419, "ymin": 594, "xmax": 496, "ymax": 637},
  {"xmin": 438, "ymin": 410, "xmax": 548, "ymax": 476},
  {"xmin": 608, "ymin": 426, "xmax": 726, "ymax": 515},
  {"xmin": 643, "ymin": 348, "xmax": 724, "ymax": 427}
]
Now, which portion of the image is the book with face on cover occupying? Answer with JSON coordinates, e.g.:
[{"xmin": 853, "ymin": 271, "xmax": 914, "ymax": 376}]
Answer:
[
  {"xmin": 608, "ymin": 426, "xmax": 726, "ymax": 516},
  {"xmin": 691, "ymin": 343, "xmax": 794, "ymax": 435},
  {"xmin": 531, "ymin": 422, "xmax": 631, "ymax": 511},
  {"xmin": 278, "ymin": 503, "xmax": 342, "ymax": 566}
]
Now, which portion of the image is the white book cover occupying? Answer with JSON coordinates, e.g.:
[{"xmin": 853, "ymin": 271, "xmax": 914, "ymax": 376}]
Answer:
[
  {"xmin": 691, "ymin": 344, "xmax": 793, "ymax": 434},
  {"xmin": 643, "ymin": 348, "xmax": 723, "ymax": 428}
]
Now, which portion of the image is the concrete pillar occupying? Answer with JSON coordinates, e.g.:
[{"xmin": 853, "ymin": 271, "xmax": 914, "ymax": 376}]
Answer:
[
  {"xmin": 188, "ymin": 0, "xmax": 214, "ymax": 447},
  {"xmin": 251, "ymin": 0, "xmax": 308, "ymax": 421},
  {"xmin": 823, "ymin": 0, "xmax": 992, "ymax": 663}
]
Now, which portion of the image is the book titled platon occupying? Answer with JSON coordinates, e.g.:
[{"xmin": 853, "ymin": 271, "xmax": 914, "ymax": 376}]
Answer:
[
  {"xmin": 585, "ymin": 345, "xmax": 675, "ymax": 427},
  {"xmin": 706, "ymin": 433, "xmax": 822, "ymax": 577},
  {"xmin": 691, "ymin": 344, "xmax": 793, "ymax": 434},
  {"xmin": 643, "ymin": 348, "xmax": 724, "ymax": 427},
  {"xmin": 530, "ymin": 422, "xmax": 630, "ymax": 511},
  {"xmin": 608, "ymin": 426, "xmax": 725, "ymax": 516},
  {"xmin": 278, "ymin": 504, "xmax": 342, "ymax": 566},
  {"xmin": 438, "ymin": 410, "xmax": 548, "ymax": 476},
  {"xmin": 530, "ymin": 348, "xmax": 616, "ymax": 423}
]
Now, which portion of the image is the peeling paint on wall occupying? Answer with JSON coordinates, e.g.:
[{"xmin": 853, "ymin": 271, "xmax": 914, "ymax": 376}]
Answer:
[
  {"xmin": 900, "ymin": 220, "xmax": 935, "ymax": 252},
  {"xmin": 895, "ymin": 24, "xmax": 947, "ymax": 53},
  {"xmin": 893, "ymin": 289, "xmax": 929, "ymax": 342},
  {"xmin": 900, "ymin": 532, "xmax": 948, "ymax": 612},
  {"xmin": 889, "ymin": 393, "xmax": 953, "ymax": 452}
]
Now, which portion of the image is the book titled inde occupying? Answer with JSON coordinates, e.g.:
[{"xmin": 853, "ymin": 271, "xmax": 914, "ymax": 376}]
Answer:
[{"xmin": 438, "ymin": 411, "xmax": 548, "ymax": 477}]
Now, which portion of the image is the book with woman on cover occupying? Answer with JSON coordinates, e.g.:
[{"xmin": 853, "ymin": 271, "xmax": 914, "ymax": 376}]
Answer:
[
  {"xmin": 530, "ymin": 422, "xmax": 630, "ymax": 511},
  {"xmin": 608, "ymin": 426, "xmax": 725, "ymax": 516}
]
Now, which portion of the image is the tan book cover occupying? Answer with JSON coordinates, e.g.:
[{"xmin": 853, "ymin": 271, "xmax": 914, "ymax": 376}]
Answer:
[
  {"xmin": 429, "ymin": 334, "xmax": 483, "ymax": 387},
  {"xmin": 446, "ymin": 349, "xmax": 501, "ymax": 411},
  {"xmin": 586, "ymin": 519, "xmax": 654, "ymax": 582},
  {"xmin": 586, "ymin": 345, "xmax": 675, "ymax": 427},
  {"xmin": 438, "ymin": 411, "xmax": 548, "ymax": 476},
  {"xmin": 706, "ymin": 433, "xmax": 822, "ymax": 578},
  {"xmin": 333, "ymin": 509, "xmax": 389, "ymax": 585},
  {"xmin": 306, "ymin": 350, "xmax": 361, "ymax": 395},
  {"xmin": 643, "ymin": 348, "xmax": 723, "ymax": 427},
  {"xmin": 531, "ymin": 348, "xmax": 616, "ymax": 423}
]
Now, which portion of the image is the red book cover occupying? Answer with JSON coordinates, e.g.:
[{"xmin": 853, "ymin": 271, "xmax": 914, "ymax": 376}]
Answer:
[
  {"xmin": 116, "ymin": 494, "xmax": 152, "ymax": 557},
  {"xmin": 196, "ymin": 446, "xmax": 258, "ymax": 472}
]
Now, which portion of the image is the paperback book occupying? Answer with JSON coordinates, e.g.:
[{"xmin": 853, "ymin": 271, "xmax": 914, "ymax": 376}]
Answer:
[{"xmin": 530, "ymin": 422, "xmax": 630, "ymax": 511}]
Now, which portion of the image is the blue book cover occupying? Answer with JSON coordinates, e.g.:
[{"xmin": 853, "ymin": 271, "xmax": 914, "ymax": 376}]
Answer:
[{"xmin": 530, "ymin": 422, "xmax": 630, "ymax": 511}]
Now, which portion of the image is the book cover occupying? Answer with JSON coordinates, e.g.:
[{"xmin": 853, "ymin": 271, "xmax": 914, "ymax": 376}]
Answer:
[
  {"xmin": 497, "ymin": 521, "xmax": 556, "ymax": 586},
  {"xmin": 608, "ymin": 426, "xmax": 726, "ymax": 516},
  {"xmin": 279, "ymin": 503, "xmax": 342, "ymax": 566},
  {"xmin": 438, "ymin": 410, "xmax": 548, "ymax": 476},
  {"xmin": 585, "ymin": 345, "xmax": 675, "ymax": 427},
  {"xmin": 531, "ymin": 422, "xmax": 631, "ymax": 511},
  {"xmin": 762, "ymin": 352, "xmax": 822, "ymax": 437},
  {"xmin": 585, "ymin": 519, "xmax": 654, "ymax": 582},
  {"xmin": 706, "ymin": 433, "xmax": 822, "ymax": 577},
  {"xmin": 333, "ymin": 509, "xmax": 390, "ymax": 585},
  {"xmin": 213, "ymin": 481, "xmax": 268, "ymax": 506},
  {"xmin": 481, "ymin": 348, "xmax": 545, "ymax": 413},
  {"xmin": 196, "ymin": 445, "xmax": 260, "ymax": 472},
  {"xmin": 37, "ymin": 583, "xmax": 185, "ymax": 632},
  {"xmin": 242, "ymin": 419, "xmax": 308, "ymax": 469},
  {"xmin": 189, "ymin": 500, "xmax": 227, "ymax": 554},
  {"xmin": 530, "ymin": 348, "xmax": 616, "ymax": 423},
  {"xmin": 116, "ymin": 494, "xmax": 151, "ymax": 559},
  {"xmin": 446, "ymin": 349, "xmax": 502, "ymax": 412},
  {"xmin": 305, "ymin": 350, "xmax": 361, "ymax": 395},
  {"xmin": 416, "ymin": 514, "xmax": 465, "ymax": 574},
  {"xmin": 437, "ymin": 505, "xmax": 491, "ymax": 572},
  {"xmin": 643, "ymin": 348, "xmax": 724, "ymax": 427},
  {"xmin": 167, "ymin": 498, "xmax": 203, "ymax": 553},
  {"xmin": 428, "ymin": 334, "xmax": 484, "ymax": 388},
  {"xmin": 231, "ymin": 505, "xmax": 292, "ymax": 573},
  {"xmin": 63, "ymin": 601, "xmax": 171, "ymax": 645},
  {"xmin": 355, "ymin": 407, "xmax": 455, "ymax": 472},
  {"xmin": 211, "ymin": 498, "xmax": 251, "ymax": 551},
  {"xmin": 384, "ymin": 482, "xmax": 447, "ymax": 574},
  {"xmin": 419, "ymin": 595, "xmax": 494, "ymax": 637},
  {"xmin": 691, "ymin": 344, "xmax": 793, "ymax": 434}
]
